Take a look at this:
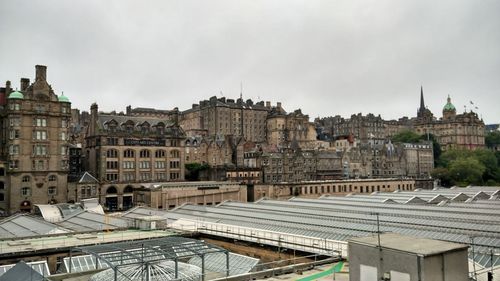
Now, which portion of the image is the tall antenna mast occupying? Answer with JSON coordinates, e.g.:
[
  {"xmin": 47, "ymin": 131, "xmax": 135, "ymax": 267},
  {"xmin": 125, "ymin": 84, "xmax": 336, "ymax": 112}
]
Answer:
[{"xmin": 240, "ymin": 81, "xmax": 243, "ymax": 100}]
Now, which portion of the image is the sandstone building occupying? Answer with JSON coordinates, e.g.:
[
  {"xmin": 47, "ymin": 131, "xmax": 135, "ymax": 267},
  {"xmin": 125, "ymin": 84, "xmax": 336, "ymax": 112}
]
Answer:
[
  {"xmin": 84, "ymin": 104, "xmax": 186, "ymax": 210},
  {"xmin": 0, "ymin": 65, "xmax": 71, "ymax": 213}
]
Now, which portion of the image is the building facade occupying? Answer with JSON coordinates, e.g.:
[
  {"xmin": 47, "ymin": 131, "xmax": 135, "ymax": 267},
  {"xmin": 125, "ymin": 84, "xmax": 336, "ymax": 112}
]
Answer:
[
  {"xmin": 84, "ymin": 103, "xmax": 186, "ymax": 211},
  {"xmin": 0, "ymin": 65, "xmax": 71, "ymax": 213}
]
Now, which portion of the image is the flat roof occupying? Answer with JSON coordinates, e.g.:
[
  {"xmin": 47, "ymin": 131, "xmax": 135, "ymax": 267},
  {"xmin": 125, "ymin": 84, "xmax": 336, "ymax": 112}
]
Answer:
[{"xmin": 349, "ymin": 233, "xmax": 468, "ymax": 256}]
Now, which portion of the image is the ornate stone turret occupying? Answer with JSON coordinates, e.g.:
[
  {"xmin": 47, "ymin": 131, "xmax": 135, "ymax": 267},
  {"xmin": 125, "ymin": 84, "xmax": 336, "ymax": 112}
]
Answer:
[{"xmin": 442, "ymin": 95, "xmax": 456, "ymax": 120}]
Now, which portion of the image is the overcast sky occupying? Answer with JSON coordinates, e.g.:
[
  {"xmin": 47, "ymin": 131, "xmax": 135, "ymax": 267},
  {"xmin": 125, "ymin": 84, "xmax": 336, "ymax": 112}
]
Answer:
[{"xmin": 1, "ymin": 0, "xmax": 499, "ymax": 123}]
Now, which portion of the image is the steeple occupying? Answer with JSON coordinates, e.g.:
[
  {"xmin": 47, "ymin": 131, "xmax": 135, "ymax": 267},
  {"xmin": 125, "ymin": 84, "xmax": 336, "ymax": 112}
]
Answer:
[{"xmin": 420, "ymin": 85, "xmax": 425, "ymax": 110}]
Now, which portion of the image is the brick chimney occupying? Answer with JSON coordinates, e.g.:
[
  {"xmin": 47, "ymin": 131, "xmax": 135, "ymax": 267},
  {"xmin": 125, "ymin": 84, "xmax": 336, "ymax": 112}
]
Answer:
[
  {"xmin": 35, "ymin": 65, "xmax": 47, "ymax": 81},
  {"xmin": 20, "ymin": 78, "xmax": 30, "ymax": 91}
]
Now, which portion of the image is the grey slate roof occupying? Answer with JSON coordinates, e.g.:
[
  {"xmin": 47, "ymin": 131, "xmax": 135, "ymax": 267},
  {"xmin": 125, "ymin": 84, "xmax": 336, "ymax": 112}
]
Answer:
[{"xmin": 0, "ymin": 261, "xmax": 45, "ymax": 281}]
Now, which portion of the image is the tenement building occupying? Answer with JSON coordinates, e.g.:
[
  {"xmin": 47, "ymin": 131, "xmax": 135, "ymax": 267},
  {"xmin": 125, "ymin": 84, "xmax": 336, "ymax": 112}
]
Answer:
[
  {"xmin": 180, "ymin": 96, "xmax": 270, "ymax": 142},
  {"xmin": 84, "ymin": 103, "xmax": 186, "ymax": 211},
  {"xmin": 0, "ymin": 65, "xmax": 71, "ymax": 213}
]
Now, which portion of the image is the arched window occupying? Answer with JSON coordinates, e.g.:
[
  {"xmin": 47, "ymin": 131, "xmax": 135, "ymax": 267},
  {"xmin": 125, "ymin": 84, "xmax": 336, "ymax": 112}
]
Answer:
[
  {"xmin": 106, "ymin": 186, "xmax": 117, "ymax": 194},
  {"xmin": 170, "ymin": 150, "xmax": 180, "ymax": 158},
  {"xmin": 156, "ymin": 123, "xmax": 165, "ymax": 134},
  {"xmin": 123, "ymin": 149, "xmax": 135, "ymax": 158},
  {"xmin": 48, "ymin": 175, "xmax": 57, "ymax": 181},
  {"xmin": 22, "ymin": 176, "xmax": 31, "ymax": 182},
  {"xmin": 185, "ymin": 140, "xmax": 191, "ymax": 146},
  {"xmin": 141, "ymin": 122, "xmax": 150, "ymax": 134},
  {"xmin": 155, "ymin": 150, "xmax": 165, "ymax": 158},
  {"xmin": 139, "ymin": 149, "xmax": 150, "ymax": 158},
  {"xmin": 106, "ymin": 149, "xmax": 118, "ymax": 158},
  {"xmin": 124, "ymin": 185, "xmax": 134, "ymax": 193}
]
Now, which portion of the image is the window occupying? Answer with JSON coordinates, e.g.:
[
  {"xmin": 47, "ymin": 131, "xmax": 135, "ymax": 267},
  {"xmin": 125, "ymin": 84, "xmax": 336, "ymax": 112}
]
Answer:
[
  {"xmin": 123, "ymin": 161, "xmax": 135, "ymax": 169},
  {"xmin": 48, "ymin": 175, "xmax": 57, "ymax": 181},
  {"xmin": 155, "ymin": 150, "xmax": 166, "ymax": 158},
  {"xmin": 9, "ymin": 160, "xmax": 19, "ymax": 169},
  {"xmin": 0, "ymin": 194, "xmax": 4, "ymax": 201},
  {"xmin": 155, "ymin": 161, "xmax": 165, "ymax": 169},
  {"xmin": 107, "ymin": 138, "xmax": 118, "ymax": 145},
  {"xmin": 106, "ymin": 149, "xmax": 118, "ymax": 158},
  {"xmin": 48, "ymin": 186, "xmax": 57, "ymax": 196},
  {"xmin": 9, "ymin": 145, "xmax": 20, "ymax": 155},
  {"xmin": 169, "ymin": 161, "xmax": 180, "ymax": 169},
  {"xmin": 139, "ymin": 150, "xmax": 150, "ymax": 158},
  {"xmin": 139, "ymin": 161, "xmax": 150, "ymax": 169},
  {"xmin": 61, "ymin": 119, "xmax": 67, "ymax": 128},
  {"xmin": 60, "ymin": 131, "xmax": 67, "ymax": 141},
  {"xmin": 61, "ymin": 146, "xmax": 68, "ymax": 155},
  {"xmin": 9, "ymin": 129, "xmax": 20, "ymax": 139},
  {"xmin": 21, "ymin": 187, "xmax": 31, "ymax": 196},
  {"xmin": 34, "ymin": 118, "xmax": 47, "ymax": 127},
  {"xmin": 123, "ymin": 173, "xmax": 135, "ymax": 181},
  {"xmin": 170, "ymin": 150, "xmax": 180, "ymax": 158},
  {"xmin": 33, "ymin": 144, "xmax": 48, "ymax": 156},
  {"xmin": 22, "ymin": 175, "xmax": 31, "ymax": 182},
  {"xmin": 9, "ymin": 103, "xmax": 20, "ymax": 111},
  {"xmin": 155, "ymin": 173, "xmax": 166, "ymax": 181},
  {"xmin": 170, "ymin": 172, "xmax": 180, "ymax": 180},
  {"xmin": 106, "ymin": 173, "xmax": 118, "ymax": 181},
  {"xmin": 33, "ymin": 130, "xmax": 48, "ymax": 140},
  {"xmin": 61, "ymin": 160, "xmax": 68, "ymax": 170},
  {"xmin": 106, "ymin": 161, "xmax": 118, "ymax": 169},
  {"xmin": 9, "ymin": 117, "xmax": 20, "ymax": 126},
  {"xmin": 140, "ymin": 172, "xmax": 151, "ymax": 181},
  {"xmin": 124, "ymin": 149, "xmax": 135, "ymax": 158}
]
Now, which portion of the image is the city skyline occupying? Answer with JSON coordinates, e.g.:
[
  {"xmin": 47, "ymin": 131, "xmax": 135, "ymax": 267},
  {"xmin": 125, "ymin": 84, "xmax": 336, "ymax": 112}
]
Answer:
[{"xmin": 1, "ymin": 0, "xmax": 499, "ymax": 123}]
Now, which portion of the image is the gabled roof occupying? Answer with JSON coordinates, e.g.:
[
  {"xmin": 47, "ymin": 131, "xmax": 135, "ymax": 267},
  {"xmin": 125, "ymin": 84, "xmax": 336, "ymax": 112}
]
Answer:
[
  {"xmin": 0, "ymin": 213, "xmax": 69, "ymax": 238},
  {"xmin": 404, "ymin": 196, "xmax": 428, "ymax": 204},
  {"xmin": 79, "ymin": 171, "xmax": 99, "ymax": 184},
  {"xmin": 451, "ymin": 193, "xmax": 470, "ymax": 202},
  {"xmin": 0, "ymin": 261, "xmax": 45, "ymax": 281},
  {"xmin": 428, "ymin": 194, "xmax": 449, "ymax": 204}
]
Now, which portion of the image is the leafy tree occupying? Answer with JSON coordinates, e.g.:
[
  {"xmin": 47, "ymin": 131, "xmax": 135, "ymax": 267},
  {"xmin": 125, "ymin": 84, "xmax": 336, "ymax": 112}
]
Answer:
[
  {"xmin": 185, "ymin": 163, "xmax": 210, "ymax": 181},
  {"xmin": 431, "ymin": 167, "xmax": 452, "ymax": 187},
  {"xmin": 448, "ymin": 157, "xmax": 485, "ymax": 186},
  {"xmin": 391, "ymin": 130, "xmax": 421, "ymax": 143},
  {"xmin": 485, "ymin": 131, "xmax": 500, "ymax": 149},
  {"xmin": 473, "ymin": 149, "xmax": 500, "ymax": 182}
]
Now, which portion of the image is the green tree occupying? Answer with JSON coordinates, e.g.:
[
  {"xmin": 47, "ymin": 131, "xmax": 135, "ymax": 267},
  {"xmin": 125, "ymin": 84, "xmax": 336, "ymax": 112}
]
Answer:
[
  {"xmin": 473, "ymin": 149, "xmax": 500, "ymax": 182},
  {"xmin": 391, "ymin": 130, "xmax": 421, "ymax": 143},
  {"xmin": 431, "ymin": 167, "xmax": 452, "ymax": 187},
  {"xmin": 448, "ymin": 157, "xmax": 486, "ymax": 186},
  {"xmin": 485, "ymin": 131, "xmax": 500, "ymax": 149},
  {"xmin": 185, "ymin": 163, "xmax": 210, "ymax": 181}
]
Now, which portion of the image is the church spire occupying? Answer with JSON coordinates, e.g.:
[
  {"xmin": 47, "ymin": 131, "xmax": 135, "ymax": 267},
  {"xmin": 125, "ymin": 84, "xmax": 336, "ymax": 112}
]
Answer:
[{"xmin": 420, "ymin": 85, "xmax": 425, "ymax": 110}]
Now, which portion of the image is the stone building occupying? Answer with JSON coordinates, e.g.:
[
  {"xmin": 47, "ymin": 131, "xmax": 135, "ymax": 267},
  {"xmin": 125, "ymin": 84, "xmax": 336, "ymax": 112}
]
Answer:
[
  {"xmin": 84, "ymin": 103, "xmax": 186, "ymax": 210},
  {"xmin": 261, "ymin": 148, "xmax": 317, "ymax": 184},
  {"xmin": 414, "ymin": 94, "xmax": 485, "ymax": 150},
  {"xmin": 317, "ymin": 113, "xmax": 386, "ymax": 145},
  {"xmin": 180, "ymin": 96, "xmax": 269, "ymax": 142},
  {"xmin": 0, "ymin": 65, "xmax": 71, "ymax": 213},
  {"xmin": 266, "ymin": 107, "xmax": 317, "ymax": 148}
]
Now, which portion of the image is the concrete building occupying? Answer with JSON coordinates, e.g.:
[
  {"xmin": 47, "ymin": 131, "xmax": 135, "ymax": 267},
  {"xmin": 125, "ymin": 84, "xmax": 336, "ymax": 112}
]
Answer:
[
  {"xmin": 0, "ymin": 65, "xmax": 71, "ymax": 213},
  {"xmin": 348, "ymin": 233, "xmax": 469, "ymax": 281}
]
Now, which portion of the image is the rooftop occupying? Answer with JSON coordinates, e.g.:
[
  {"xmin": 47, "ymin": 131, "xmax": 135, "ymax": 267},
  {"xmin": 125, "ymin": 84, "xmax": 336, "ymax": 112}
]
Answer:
[{"xmin": 349, "ymin": 233, "xmax": 468, "ymax": 256}]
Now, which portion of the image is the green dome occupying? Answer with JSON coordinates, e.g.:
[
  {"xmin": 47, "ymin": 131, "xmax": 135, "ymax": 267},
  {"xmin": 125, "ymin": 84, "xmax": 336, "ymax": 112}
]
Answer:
[
  {"xmin": 443, "ymin": 95, "xmax": 455, "ymax": 111},
  {"xmin": 58, "ymin": 93, "xmax": 70, "ymax": 103},
  {"xmin": 8, "ymin": 91, "xmax": 24, "ymax": 99}
]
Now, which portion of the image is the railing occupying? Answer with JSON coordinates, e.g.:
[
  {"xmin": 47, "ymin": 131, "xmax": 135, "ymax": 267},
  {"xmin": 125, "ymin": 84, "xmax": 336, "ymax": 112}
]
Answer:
[{"xmin": 169, "ymin": 219, "xmax": 347, "ymax": 258}]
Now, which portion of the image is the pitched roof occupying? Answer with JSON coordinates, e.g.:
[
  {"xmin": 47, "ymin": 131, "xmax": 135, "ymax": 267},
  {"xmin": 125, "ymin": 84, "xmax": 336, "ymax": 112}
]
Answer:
[{"xmin": 0, "ymin": 261, "xmax": 45, "ymax": 281}]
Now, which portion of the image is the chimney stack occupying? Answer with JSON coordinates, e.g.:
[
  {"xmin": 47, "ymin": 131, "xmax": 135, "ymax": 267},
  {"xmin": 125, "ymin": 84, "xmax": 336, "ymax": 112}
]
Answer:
[
  {"xmin": 20, "ymin": 78, "xmax": 30, "ymax": 91},
  {"xmin": 277, "ymin": 102, "xmax": 282, "ymax": 108},
  {"xmin": 35, "ymin": 65, "xmax": 47, "ymax": 81},
  {"xmin": 266, "ymin": 101, "xmax": 271, "ymax": 108}
]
